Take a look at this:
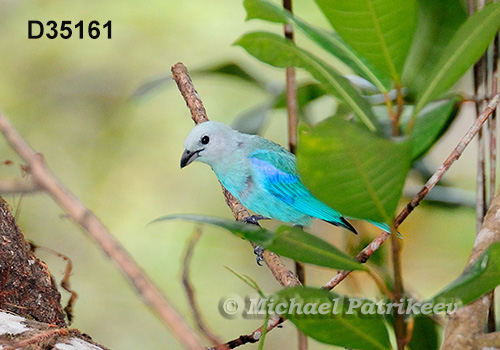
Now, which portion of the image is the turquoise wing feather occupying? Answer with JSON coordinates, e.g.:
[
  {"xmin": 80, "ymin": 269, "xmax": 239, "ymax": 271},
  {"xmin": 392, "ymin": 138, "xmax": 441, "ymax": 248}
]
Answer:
[{"xmin": 248, "ymin": 149, "xmax": 356, "ymax": 233}]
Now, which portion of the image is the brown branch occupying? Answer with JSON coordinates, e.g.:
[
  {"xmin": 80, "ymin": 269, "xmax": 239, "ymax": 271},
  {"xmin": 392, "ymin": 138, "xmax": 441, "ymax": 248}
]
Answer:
[
  {"xmin": 0, "ymin": 178, "xmax": 40, "ymax": 194},
  {"xmin": 391, "ymin": 235, "xmax": 406, "ymax": 350},
  {"xmin": 0, "ymin": 311, "xmax": 108, "ymax": 350},
  {"xmin": 390, "ymin": 86, "xmax": 405, "ymax": 350},
  {"xmin": 172, "ymin": 63, "xmax": 209, "ymax": 124},
  {"xmin": 474, "ymin": 62, "xmax": 487, "ymax": 233},
  {"xmin": 171, "ymin": 62, "xmax": 300, "ymax": 289},
  {"xmin": 182, "ymin": 228, "xmax": 226, "ymax": 348},
  {"xmin": 283, "ymin": 0, "xmax": 298, "ymax": 155},
  {"xmin": 441, "ymin": 185, "xmax": 500, "ymax": 349},
  {"xmin": 3, "ymin": 328, "xmax": 71, "ymax": 350},
  {"xmin": 490, "ymin": 34, "xmax": 499, "ymax": 204},
  {"xmin": 0, "ymin": 112, "xmax": 205, "ymax": 350},
  {"xmin": 209, "ymin": 316, "xmax": 285, "ymax": 350},
  {"xmin": 477, "ymin": 331, "xmax": 500, "ymax": 347},
  {"xmin": 282, "ymin": 0, "xmax": 306, "ymax": 346},
  {"xmin": 488, "ymin": 33, "xmax": 499, "ymax": 333},
  {"xmin": 323, "ymin": 231, "xmax": 390, "ymax": 290},
  {"xmin": 469, "ymin": 0, "xmax": 488, "ymax": 233}
]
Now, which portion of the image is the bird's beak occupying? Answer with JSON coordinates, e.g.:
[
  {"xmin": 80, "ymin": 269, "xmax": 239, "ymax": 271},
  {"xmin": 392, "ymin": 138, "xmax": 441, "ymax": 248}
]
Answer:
[{"xmin": 180, "ymin": 149, "xmax": 201, "ymax": 168}]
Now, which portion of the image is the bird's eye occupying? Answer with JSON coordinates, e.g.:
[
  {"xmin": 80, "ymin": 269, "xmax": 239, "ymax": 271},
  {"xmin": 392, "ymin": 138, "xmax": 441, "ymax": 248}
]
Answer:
[{"xmin": 201, "ymin": 135, "xmax": 210, "ymax": 145}]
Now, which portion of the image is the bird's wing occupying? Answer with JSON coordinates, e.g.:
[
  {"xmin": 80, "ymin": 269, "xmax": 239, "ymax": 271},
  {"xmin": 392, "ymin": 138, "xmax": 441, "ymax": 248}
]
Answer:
[{"xmin": 248, "ymin": 149, "xmax": 346, "ymax": 223}]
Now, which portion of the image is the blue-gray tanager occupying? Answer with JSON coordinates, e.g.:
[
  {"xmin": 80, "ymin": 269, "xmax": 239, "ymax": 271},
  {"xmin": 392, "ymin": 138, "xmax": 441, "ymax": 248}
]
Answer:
[{"xmin": 180, "ymin": 121, "xmax": 360, "ymax": 234}]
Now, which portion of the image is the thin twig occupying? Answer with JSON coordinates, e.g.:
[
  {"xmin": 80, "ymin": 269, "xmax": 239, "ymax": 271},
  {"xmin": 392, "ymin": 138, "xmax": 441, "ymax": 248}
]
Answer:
[
  {"xmin": 470, "ymin": 0, "xmax": 488, "ymax": 233},
  {"xmin": 391, "ymin": 234, "xmax": 406, "ymax": 350},
  {"xmin": 209, "ymin": 316, "xmax": 286, "ymax": 350},
  {"xmin": 182, "ymin": 228, "xmax": 226, "ymax": 348},
  {"xmin": 0, "ymin": 112, "xmax": 205, "ymax": 350},
  {"xmin": 490, "ymin": 34, "xmax": 498, "ymax": 210},
  {"xmin": 469, "ymin": 0, "xmax": 495, "ymax": 332},
  {"xmin": 487, "ymin": 33, "xmax": 499, "ymax": 333},
  {"xmin": 171, "ymin": 65, "xmax": 209, "ymax": 124},
  {"xmin": 0, "ymin": 178, "xmax": 40, "ymax": 194},
  {"xmin": 475, "ymin": 77, "xmax": 487, "ymax": 234},
  {"xmin": 3, "ymin": 328, "xmax": 71, "ymax": 350},
  {"xmin": 283, "ymin": 3, "xmax": 298, "ymax": 155},
  {"xmin": 29, "ymin": 242, "xmax": 78, "ymax": 324},
  {"xmin": 390, "ymin": 83, "xmax": 405, "ymax": 350},
  {"xmin": 281, "ymin": 0, "xmax": 307, "ymax": 347}
]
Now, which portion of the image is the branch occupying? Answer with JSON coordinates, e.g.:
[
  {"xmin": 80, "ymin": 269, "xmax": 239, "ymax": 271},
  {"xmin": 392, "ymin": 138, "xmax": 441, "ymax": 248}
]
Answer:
[
  {"xmin": 182, "ymin": 228, "xmax": 226, "ymax": 348},
  {"xmin": 0, "ymin": 178, "xmax": 40, "ymax": 194},
  {"xmin": 282, "ymin": 1, "xmax": 308, "ymax": 345},
  {"xmin": 171, "ymin": 62, "xmax": 301, "ymax": 288},
  {"xmin": 0, "ymin": 311, "xmax": 108, "ymax": 350},
  {"xmin": 0, "ymin": 112, "xmax": 205, "ymax": 350},
  {"xmin": 441, "ymin": 184, "xmax": 500, "ymax": 349}
]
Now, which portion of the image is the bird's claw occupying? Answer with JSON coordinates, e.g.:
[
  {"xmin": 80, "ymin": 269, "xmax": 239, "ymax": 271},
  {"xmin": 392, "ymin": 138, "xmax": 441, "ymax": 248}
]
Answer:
[
  {"xmin": 241, "ymin": 215, "xmax": 269, "ymax": 226},
  {"xmin": 254, "ymin": 245, "xmax": 264, "ymax": 266},
  {"xmin": 240, "ymin": 216, "xmax": 268, "ymax": 265}
]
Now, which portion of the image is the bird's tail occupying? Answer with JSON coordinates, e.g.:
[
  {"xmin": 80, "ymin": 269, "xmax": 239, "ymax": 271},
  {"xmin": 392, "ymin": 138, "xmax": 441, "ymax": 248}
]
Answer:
[
  {"xmin": 365, "ymin": 220, "xmax": 402, "ymax": 238},
  {"xmin": 325, "ymin": 217, "xmax": 358, "ymax": 235}
]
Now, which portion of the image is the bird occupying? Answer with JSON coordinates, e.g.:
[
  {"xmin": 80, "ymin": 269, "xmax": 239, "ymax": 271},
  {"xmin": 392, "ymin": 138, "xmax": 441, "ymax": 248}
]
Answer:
[{"xmin": 180, "ymin": 120, "xmax": 363, "ymax": 234}]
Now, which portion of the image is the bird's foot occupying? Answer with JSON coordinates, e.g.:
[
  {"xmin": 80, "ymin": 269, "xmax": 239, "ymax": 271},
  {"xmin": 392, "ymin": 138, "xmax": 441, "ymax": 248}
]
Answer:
[
  {"xmin": 254, "ymin": 245, "xmax": 264, "ymax": 266},
  {"xmin": 239, "ymin": 216, "xmax": 268, "ymax": 265},
  {"xmin": 241, "ymin": 215, "xmax": 269, "ymax": 226}
]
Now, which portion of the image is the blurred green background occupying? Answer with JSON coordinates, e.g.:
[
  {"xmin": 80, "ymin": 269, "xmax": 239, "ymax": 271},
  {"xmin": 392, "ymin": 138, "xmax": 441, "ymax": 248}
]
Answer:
[{"xmin": 0, "ymin": 0, "xmax": 482, "ymax": 349}]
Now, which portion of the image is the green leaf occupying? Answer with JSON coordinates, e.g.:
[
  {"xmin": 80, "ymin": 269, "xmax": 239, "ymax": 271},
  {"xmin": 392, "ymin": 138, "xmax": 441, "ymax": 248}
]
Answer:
[
  {"xmin": 243, "ymin": 0, "xmax": 392, "ymax": 92},
  {"xmin": 297, "ymin": 117, "xmax": 412, "ymax": 223},
  {"xmin": 224, "ymin": 266, "xmax": 263, "ymax": 295},
  {"xmin": 408, "ymin": 315, "xmax": 440, "ymax": 350},
  {"xmin": 402, "ymin": 0, "xmax": 468, "ymax": 96},
  {"xmin": 273, "ymin": 287, "xmax": 391, "ymax": 350},
  {"xmin": 155, "ymin": 214, "xmax": 365, "ymax": 271},
  {"xmin": 425, "ymin": 242, "xmax": 500, "ymax": 309},
  {"xmin": 152, "ymin": 214, "xmax": 273, "ymax": 245},
  {"xmin": 235, "ymin": 32, "xmax": 379, "ymax": 132},
  {"xmin": 268, "ymin": 226, "xmax": 365, "ymax": 271},
  {"xmin": 415, "ymin": 1, "xmax": 500, "ymax": 114},
  {"xmin": 315, "ymin": 0, "xmax": 417, "ymax": 81},
  {"xmin": 406, "ymin": 96, "xmax": 462, "ymax": 159}
]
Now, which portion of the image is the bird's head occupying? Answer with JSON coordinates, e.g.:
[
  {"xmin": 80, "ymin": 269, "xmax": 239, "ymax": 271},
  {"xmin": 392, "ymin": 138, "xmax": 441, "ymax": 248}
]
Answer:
[{"xmin": 180, "ymin": 121, "xmax": 238, "ymax": 168}]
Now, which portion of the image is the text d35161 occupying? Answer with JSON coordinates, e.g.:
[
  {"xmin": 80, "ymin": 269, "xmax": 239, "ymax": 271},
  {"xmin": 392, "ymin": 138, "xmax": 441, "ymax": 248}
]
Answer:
[{"xmin": 28, "ymin": 20, "xmax": 111, "ymax": 39}]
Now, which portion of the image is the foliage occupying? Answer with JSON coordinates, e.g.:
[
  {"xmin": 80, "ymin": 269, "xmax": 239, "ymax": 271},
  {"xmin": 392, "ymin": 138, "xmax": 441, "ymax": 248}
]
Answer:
[
  {"xmin": 297, "ymin": 117, "xmax": 412, "ymax": 223},
  {"xmin": 273, "ymin": 287, "xmax": 391, "ymax": 350},
  {"xmin": 168, "ymin": 0, "xmax": 500, "ymax": 348},
  {"xmin": 154, "ymin": 214, "xmax": 365, "ymax": 271}
]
